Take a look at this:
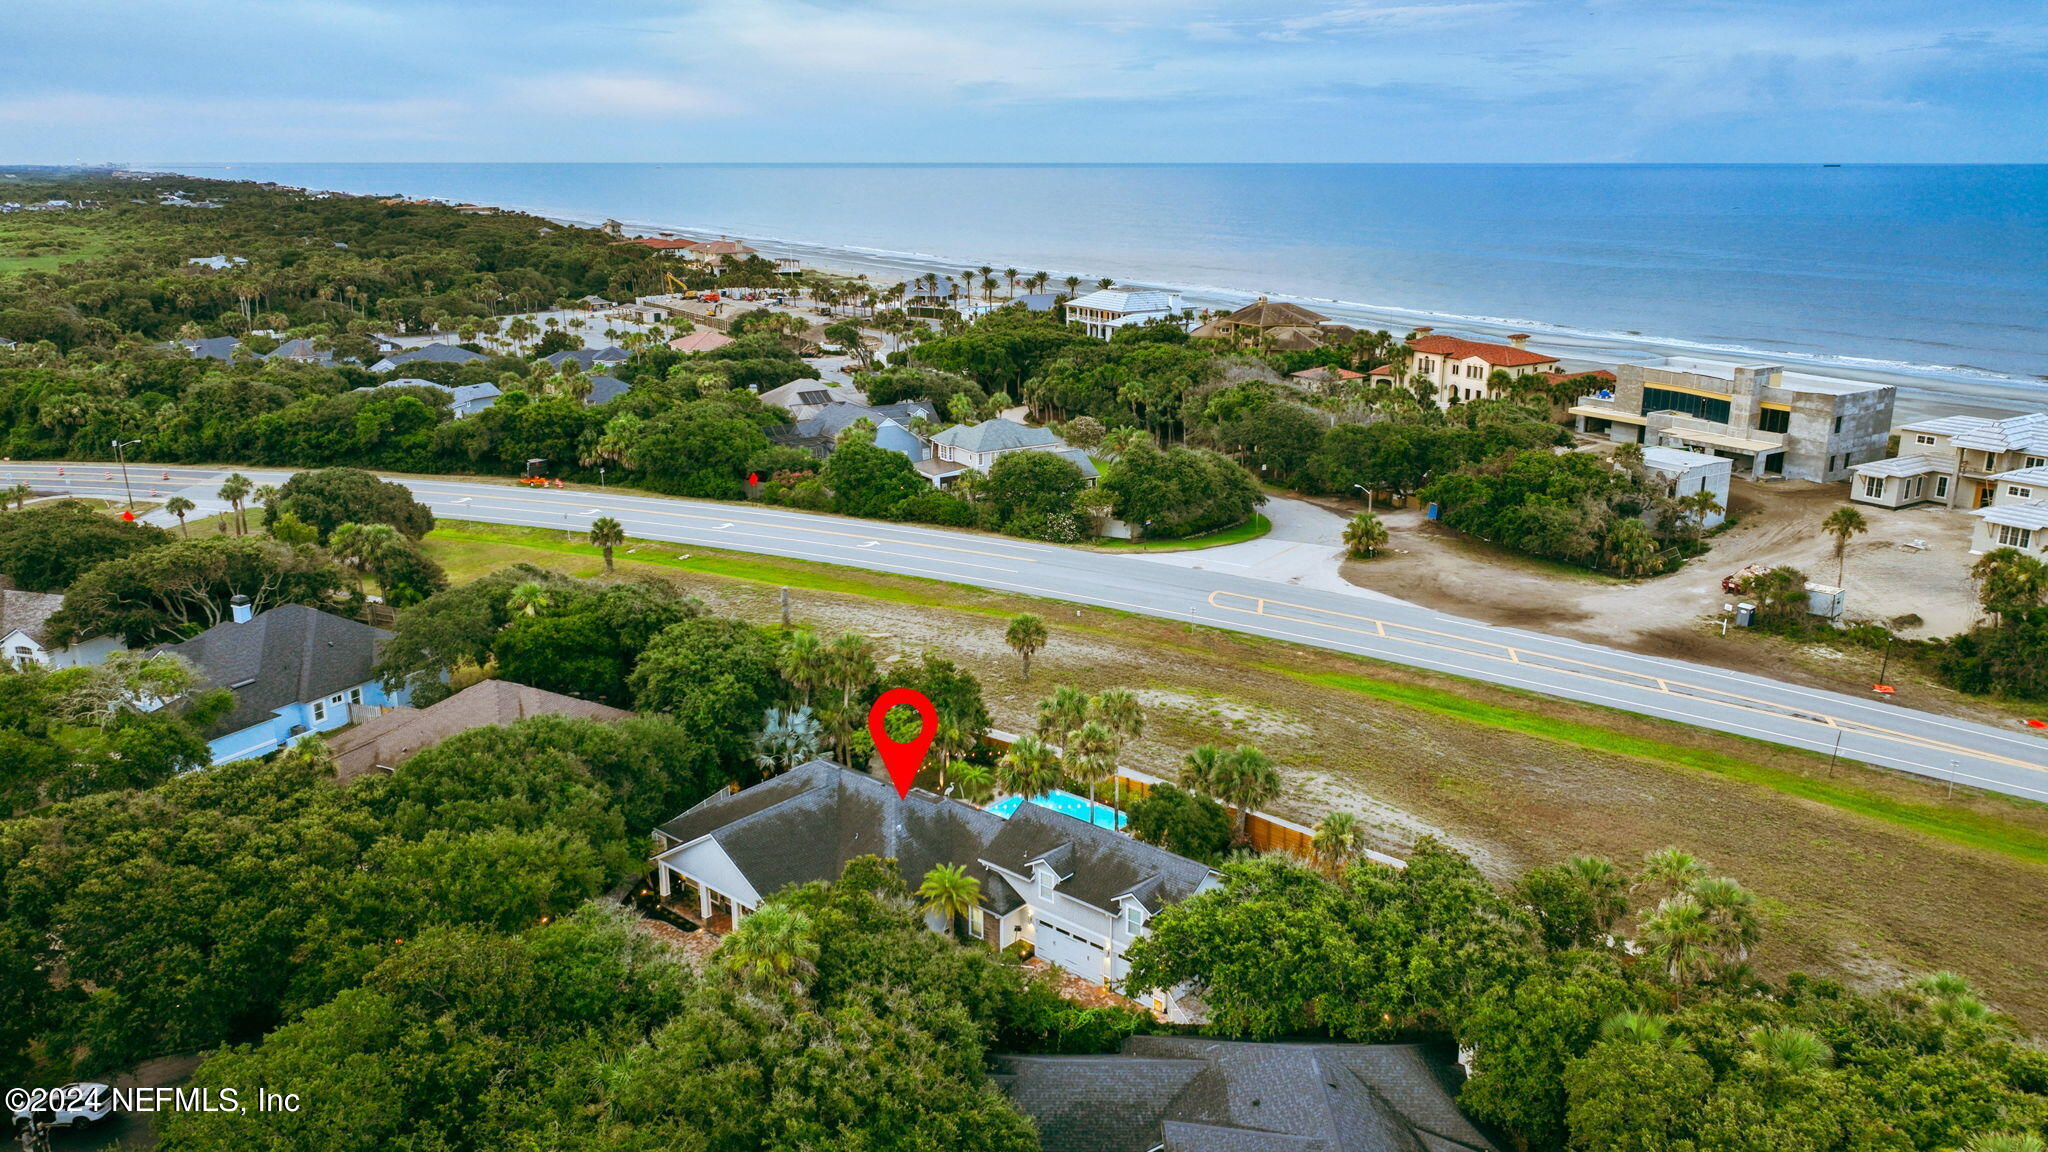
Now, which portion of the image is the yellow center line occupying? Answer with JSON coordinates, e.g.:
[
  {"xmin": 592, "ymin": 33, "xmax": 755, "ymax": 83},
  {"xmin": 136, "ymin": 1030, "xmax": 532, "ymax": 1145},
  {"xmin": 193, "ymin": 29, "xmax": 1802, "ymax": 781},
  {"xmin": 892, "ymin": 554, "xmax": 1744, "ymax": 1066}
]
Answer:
[{"xmin": 1209, "ymin": 590, "xmax": 2048, "ymax": 775}]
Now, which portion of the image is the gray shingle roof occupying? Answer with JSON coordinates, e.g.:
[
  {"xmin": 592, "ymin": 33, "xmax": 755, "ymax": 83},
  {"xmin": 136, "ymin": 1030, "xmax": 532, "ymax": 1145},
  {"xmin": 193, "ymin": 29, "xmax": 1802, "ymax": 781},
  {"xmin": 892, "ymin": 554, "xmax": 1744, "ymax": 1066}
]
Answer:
[
  {"xmin": 180, "ymin": 336, "xmax": 244, "ymax": 361},
  {"xmin": 378, "ymin": 343, "xmax": 484, "ymax": 368},
  {"xmin": 542, "ymin": 346, "xmax": 630, "ymax": 369},
  {"xmin": 930, "ymin": 418, "xmax": 1065, "ymax": 454},
  {"xmin": 149, "ymin": 605, "xmax": 390, "ymax": 739},
  {"xmin": 995, "ymin": 1039, "xmax": 1497, "ymax": 1152},
  {"xmin": 0, "ymin": 590, "xmax": 64, "ymax": 646},
  {"xmin": 654, "ymin": 760, "xmax": 1206, "ymax": 915},
  {"xmin": 582, "ymin": 375, "xmax": 632, "ymax": 406}
]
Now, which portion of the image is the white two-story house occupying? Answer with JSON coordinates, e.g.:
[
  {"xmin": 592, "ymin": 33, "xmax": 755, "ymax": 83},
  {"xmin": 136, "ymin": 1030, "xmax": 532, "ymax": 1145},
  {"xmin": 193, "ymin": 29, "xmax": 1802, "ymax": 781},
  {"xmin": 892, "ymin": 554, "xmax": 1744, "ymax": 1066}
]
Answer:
[
  {"xmin": 1852, "ymin": 412, "xmax": 2048, "ymax": 512},
  {"xmin": 1062, "ymin": 289, "xmax": 1185, "ymax": 341},
  {"xmin": 648, "ymin": 760, "xmax": 1220, "ymax": 1021},
  {"xmin": 919, "ymin": 418, "xmax": 1098, "ymax": 487}
]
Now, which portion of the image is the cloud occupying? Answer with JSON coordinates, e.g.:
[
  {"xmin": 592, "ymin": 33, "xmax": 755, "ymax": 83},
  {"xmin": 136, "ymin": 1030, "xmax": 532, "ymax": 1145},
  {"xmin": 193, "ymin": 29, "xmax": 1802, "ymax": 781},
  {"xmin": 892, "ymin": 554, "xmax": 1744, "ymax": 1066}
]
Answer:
[{"xmin": 512, "ymin": 75, "xmax": 735, "ymax": 118}]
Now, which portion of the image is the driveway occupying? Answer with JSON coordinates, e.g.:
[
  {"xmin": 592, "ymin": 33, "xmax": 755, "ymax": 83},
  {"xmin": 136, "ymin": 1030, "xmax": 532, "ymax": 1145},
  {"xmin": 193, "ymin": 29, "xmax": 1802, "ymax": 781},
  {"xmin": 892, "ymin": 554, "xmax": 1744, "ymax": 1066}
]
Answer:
[{"xmin": 1137, "ymin": 495, "xmax": 1404, "ymax": 600}]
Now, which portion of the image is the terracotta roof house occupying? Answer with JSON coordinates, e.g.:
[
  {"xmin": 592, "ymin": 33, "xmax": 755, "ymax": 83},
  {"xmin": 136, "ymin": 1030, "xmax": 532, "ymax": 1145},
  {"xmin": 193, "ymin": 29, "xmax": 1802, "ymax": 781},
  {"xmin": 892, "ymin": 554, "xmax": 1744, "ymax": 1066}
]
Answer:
[
  {"xmin": 1407, "ymin": 331, "xmax": 1560, "ymax": 408},
  {"xmin": 626, "ymin": 236, "xmax": 700, "ymax": 255},
  {"xmin": 1288, "ymin": 365, "xmax": 1364, "ymax": 388},
  {"xmin": 327, "ymin": 679, "xmax": 631, "ymax": 780},
  {"xmin": 668, "ymin": 330, "xmax": 735, "ymax": 353},
  {"xmin": 650, "ymin": 760, "xmax": 1220, "ymax": 1020},
  {"xmin": 148, "ymin": 601, "xmax": 409, "ymax": 765},
  {"xmin": 995, "ymin": 1037, "xmax": 1499, "ymax": 1152}
]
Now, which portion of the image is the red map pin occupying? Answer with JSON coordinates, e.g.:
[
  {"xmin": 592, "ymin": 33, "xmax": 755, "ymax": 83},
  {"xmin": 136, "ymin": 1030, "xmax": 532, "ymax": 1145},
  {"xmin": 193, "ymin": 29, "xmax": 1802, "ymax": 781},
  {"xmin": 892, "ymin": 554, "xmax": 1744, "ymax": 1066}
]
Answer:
[{"xmin": 868, "ymin": 688, "xmax": 938, "ymax": 798}]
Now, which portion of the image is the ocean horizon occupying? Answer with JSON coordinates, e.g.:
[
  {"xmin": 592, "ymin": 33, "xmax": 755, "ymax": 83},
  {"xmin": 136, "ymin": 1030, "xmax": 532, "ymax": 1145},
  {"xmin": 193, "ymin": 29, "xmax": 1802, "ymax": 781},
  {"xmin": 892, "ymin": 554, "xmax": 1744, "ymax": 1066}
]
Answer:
[{"xmin": 154, "ymin": 162, "xmax": 2048, "ymax": 416}]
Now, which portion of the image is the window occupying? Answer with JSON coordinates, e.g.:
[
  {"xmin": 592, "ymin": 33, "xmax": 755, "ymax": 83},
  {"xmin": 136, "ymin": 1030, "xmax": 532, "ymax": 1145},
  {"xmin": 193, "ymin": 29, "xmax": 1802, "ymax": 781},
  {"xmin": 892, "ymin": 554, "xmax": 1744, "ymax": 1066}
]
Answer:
[
  {"xmin": 1936, "ymin": 475, "xmax": 1951, "ymax": 499},
  {"xmin": 348, "ymin": 687, "xmax": 363, "ymax": 705},
  {"xmin": 1418, "ymin": 357, "xmax": 1435, "ymax": 373},
  {"xmin": 1915, "ymin": 434, "xmax": 1937, "ymax": 446},
  {"xmin": 2029, "ymin": 457, "xmax": 2047, "ymax": 469},
  {"xmin": 1863, "ymin": 476, "xmax": 1885, "ymax": 499},
  {"xmin": 2010, "ymin": 487, "xmax": 2034, "ymax": 499},
  {"xmin": 1036, "ymin": 871, "xmax": 1053, "ymax": 899},
  {"xmin": 1833, "ymin": 416, "xmax": 1843, "ymax": 433},
  {"xmin": 1757, "ymin": 408, "xmax": 1791, "ymax": 434},
  {"xmin": 1998, "ymin": 524, "xmax": 2033, "ymax": 549},
  {"xmin": 1125, "ymin": 904, "xmax": 1144, "ymax": 933},
  {"xmin": 1827, "ymin": 456, "xmax": 1837, "ymax": 473},
  {"xmin": 966, "ymin": 911, "xmax": 984, "ymax": 939},
  {"xmin": 1640, "ymin": 387, "xmax": 1731, "ymax": 424},
  {"xmin": 311, "ymin": 700, "xmax": 327, "ymax": 723}
]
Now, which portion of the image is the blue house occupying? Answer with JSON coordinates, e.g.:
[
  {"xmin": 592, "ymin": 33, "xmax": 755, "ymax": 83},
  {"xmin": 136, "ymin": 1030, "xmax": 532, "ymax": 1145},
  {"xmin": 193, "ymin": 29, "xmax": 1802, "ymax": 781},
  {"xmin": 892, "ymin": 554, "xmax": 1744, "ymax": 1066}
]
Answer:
[{"xmin": 150, "ymin": 600, "xmax": 408, "ymax": 765}]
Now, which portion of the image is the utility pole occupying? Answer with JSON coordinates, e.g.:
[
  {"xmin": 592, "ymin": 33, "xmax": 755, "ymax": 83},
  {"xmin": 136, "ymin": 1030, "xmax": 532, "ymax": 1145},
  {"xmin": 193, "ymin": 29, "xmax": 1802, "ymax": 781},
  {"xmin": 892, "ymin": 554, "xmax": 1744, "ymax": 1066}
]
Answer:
[{"xmin": 111, "ymin": 438, "xmax": 141, "ymax": 510}]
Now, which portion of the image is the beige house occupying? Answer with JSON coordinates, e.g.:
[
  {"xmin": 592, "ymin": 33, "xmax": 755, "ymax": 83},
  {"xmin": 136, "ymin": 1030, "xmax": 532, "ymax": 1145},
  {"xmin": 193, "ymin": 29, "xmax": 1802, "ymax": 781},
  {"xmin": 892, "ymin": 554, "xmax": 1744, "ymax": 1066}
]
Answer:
[
  {"xmin": 1969, "ymin": 502, "xmax": 2048, "ymax": 557},
  {"xmin": 326, "ymin": 679, "xmax": 630, "ymax": 780},
  {"xmin": 1851, "ymin": 413, "xmax": 2048, "ymax": 511},
  {"xmin": 1191, "ymin": 297, "xmax": 1339, "ymax": 351},
  {"xmin": 1408, "ymin": 330, "xmax": 1561, "ymax": 406},
  {"xmin": 1571, "ymin": 358, "xmax": 1894, "ymax": 483}
]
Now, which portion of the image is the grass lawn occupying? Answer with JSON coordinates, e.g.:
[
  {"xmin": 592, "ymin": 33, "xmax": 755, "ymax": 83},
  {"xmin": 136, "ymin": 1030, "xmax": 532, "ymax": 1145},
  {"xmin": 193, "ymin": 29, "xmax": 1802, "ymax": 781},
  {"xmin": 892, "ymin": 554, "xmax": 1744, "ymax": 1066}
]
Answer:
[
  {"xmin": 1085, "ymin": 515, "xmax": 1272, "ymax": 552},
  {"xmin": 420, "ymin": 517, "xmax": 2048, "ymax": 1027}
]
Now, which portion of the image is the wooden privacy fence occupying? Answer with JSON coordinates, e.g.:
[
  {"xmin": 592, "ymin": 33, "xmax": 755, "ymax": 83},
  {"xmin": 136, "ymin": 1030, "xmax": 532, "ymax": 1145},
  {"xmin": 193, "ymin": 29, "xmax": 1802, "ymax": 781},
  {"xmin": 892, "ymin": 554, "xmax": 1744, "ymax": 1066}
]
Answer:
[{"xmin": 1107, "ymin": 774, "xmax": 1319, "ymax": 860}]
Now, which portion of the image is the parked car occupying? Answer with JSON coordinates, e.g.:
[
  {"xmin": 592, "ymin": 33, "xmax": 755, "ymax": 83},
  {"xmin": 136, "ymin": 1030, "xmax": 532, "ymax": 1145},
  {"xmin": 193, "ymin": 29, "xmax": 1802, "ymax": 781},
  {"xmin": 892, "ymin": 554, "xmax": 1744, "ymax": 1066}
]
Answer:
[{"xmin": 13, "ymin": 1082, "xmax": 113, "ymax": 1128}]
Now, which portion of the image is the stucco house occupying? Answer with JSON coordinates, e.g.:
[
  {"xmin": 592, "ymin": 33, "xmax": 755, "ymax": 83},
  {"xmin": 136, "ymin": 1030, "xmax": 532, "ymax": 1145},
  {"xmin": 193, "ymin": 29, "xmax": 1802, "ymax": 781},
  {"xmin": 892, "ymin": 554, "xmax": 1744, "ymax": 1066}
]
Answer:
[
  {"xmin": 920, "ymin": 418, "xmax": 1096, "ymax": 487},
  {"xmin": 1969, "ymin": 502, "xmax": 2048, "ymax": 557},
  {"xmin": 1641, "ymin": 445, "xmax": 1733, "ymax": 530},
  {"xmin": 649, "ymin": 760, "xmax": 1221, "ymax": 1021},
  {"xmin": 1406, "ymin": 330, "xmax": 1561, "ymax": 406},
  {"xmin": 2, "ymin": 589, "xmax": 123, "ymax": 669},
  {"xmin": 1852, "ymin": 412, "xmax": 2048, "ymax": 511},
  {"xmin": 148, "ymin": 600, "xmax": 408, "ymax": 765}
]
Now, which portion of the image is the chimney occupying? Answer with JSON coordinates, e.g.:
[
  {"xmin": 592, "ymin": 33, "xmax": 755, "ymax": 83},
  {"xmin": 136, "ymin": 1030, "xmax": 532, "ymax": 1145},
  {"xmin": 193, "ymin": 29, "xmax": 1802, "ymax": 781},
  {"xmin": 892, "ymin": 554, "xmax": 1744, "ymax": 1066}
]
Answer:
[
  {"xmin": 1508, "ymin": 333, "xmax": 1530, "ymax": 349},
  {"xmin": 1413, "ymin": 326, "xmax": 1434, "ymax": 338},
  {"xmin": 230, "ymin": 595, "xmax": 253, "ymax": 624}
]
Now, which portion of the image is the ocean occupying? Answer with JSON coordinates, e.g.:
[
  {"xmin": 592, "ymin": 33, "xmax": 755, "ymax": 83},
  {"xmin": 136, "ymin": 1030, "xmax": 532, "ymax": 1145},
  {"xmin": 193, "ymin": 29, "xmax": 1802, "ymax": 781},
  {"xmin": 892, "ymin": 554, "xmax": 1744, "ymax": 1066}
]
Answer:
[{"xmin": 155, "ymin": 163, "xmax": 2048, "ymax": 417}]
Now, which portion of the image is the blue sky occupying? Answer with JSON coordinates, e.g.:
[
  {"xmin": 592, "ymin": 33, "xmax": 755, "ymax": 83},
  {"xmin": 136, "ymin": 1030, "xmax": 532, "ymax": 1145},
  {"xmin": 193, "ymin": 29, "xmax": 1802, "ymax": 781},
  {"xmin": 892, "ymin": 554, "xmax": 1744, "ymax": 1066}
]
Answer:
[{"xmin": 2, "ymin": 0, "xmax": 2043, "ymax": 162}]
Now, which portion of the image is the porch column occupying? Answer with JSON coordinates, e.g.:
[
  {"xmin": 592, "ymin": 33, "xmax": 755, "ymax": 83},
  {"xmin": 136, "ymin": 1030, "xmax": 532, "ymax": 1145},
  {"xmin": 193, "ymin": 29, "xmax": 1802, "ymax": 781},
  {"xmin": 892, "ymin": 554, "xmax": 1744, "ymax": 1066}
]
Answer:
[
  {"xmin": 699, "ymin": 886, "xmax": 712, "ymax": 919},
  {"xmin": 657, "ymin": 865, "xmax": 671, "ymax": 898},
  {"xmin": 732, "ymin": 904, "xmax": 747, "ymax": 926}
]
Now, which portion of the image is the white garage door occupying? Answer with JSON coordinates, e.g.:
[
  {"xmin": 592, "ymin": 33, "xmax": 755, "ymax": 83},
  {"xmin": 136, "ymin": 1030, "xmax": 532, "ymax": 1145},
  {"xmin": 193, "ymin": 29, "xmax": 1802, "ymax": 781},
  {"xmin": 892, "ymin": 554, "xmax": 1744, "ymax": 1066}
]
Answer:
[{"xmin": 1035, "ymin": 921, "xmax": 1102, "ymax": 977}]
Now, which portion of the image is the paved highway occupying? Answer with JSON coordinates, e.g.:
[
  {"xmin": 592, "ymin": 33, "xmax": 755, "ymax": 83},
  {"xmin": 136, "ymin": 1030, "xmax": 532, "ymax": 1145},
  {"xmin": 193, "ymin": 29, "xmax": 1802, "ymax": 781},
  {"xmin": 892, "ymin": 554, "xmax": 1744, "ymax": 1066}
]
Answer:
[{"xmin": 13, "ymin": 460, "xmax": 2048, "ymax": 802}]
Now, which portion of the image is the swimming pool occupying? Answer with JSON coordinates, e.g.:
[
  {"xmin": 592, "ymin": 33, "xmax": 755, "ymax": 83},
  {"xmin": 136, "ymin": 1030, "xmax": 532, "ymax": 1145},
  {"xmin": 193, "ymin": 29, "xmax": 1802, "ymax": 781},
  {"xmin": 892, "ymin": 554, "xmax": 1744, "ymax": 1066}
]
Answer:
[{"xmin": 987, "ymin": 790, "xmax": 1127, "ymax": 830}]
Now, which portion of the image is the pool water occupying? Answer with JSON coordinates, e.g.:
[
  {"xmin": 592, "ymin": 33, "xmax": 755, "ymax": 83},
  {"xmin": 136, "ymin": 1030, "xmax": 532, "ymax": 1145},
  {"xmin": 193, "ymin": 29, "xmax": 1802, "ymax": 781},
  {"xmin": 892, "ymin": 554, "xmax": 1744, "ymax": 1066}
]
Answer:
[{"xmin": 987, "ymin": 790, "xmax": 1127, "ymax": 830}]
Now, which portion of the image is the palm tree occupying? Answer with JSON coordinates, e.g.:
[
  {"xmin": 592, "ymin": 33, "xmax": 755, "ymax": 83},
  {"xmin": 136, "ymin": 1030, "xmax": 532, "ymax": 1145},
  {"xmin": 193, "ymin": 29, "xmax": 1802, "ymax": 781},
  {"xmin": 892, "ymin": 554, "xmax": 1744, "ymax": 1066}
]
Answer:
[
  {"xmin": 1036, "ymin": 684, "xmax": 1090, "ymax": 756},
  {"xmin": 588, "ymin": 516, "xmax": 625, "ymax": 571},
  {"xmin": 1311, "ymin": 811, "xmax": 1364, "ymax": 878},
  {"xmin": 1565, "ymin": 856, "xmax": 1630, "ymax": 936},
  {"xmin": 998, "ymin": 734, "xmax": 1063, "ymax": 800},
  {"xmin": 1635, "ymin": 847, "xmax": 1705, "ymax": 902},
  {"xmin": 1822, "ymin": 505, "xmax": 1869, "ymax": 586},
  {"xmin": 1001, "ymin": 267, "xmax": 1019, "ymax": 299},
  {"xmin": 1746, "ymin": 1025, "xmax": 1833, "ymax": 1073},
  {"xmin": 1343, "ymin": 512, "xmax": 1389, "ymax": 559},
  {"xmin": 330, "ymin": 521, "xmax": 401, "ymax": 593},
  {"xmin": 1639, "ymin": 896, "xmax": 1717, "ymax": 1004},
  {"xmin": 778, "ymin": 629, "xmax": 828, "ymax": 706},
  {"xmin": 717, "ymin": 903, "xmax": 819, "ymax": 991},
  {"xmin": 1959, "ymin": 1134, "xmax": 2048, "ymax": 1152},
  {"xmin": 1096, "ymin": 277, "xmax": 1115, "ymax": 291},
  {"xmin": 1005, "ymin": 613, "xmax": 1047, "ymax": 679},
  {"xmin": 949, "ymin": 760, "xmax": 997, "ymax": 805},
  {"xmin": 506, "ymin": 581, "xmax": 553, "ymax": 618},
  {"xmin": 1180, "ymin": 743, "xmax": 1229, "ymax": 798},
  {"xmin": 1689, "ymin": 876, "xmax": 1761, "ymax": 964},
  {"xmin": 2, "ymin": 482, "xmax": 33, "ymax": 510},
  {"xmin": 1678, "ymin": 488, "xmax": 1724, "ymax": 531},
  {"xmin": 753, "ymin": 706, "xmax": 824, "ymax": 776},
  {"xmin": 1209, "ymin": 746, "xmax": 1280, "ymax": 844},
  {"xmin": 917, "ymin": 863, "xmax": 982, "ymax": 939},
  {"xmin": 251, "ymin": 483, "xmax": 280, "ymax": 519},
  {"xmin": 165, "ymin": 495, "xmax": 195, "ymax": 537},
  {"xmin": 821, "ymin": 631, "xmax": 877, "ymax": 760},
  {"xmin": 1088, "ymin": 688, "xmax": 1144, "ymax": 808},
  {"xmin": 217, "ymin": 472, "xmax": 252, "ymax": 535},
  {"xmin": 1599, "ymin": 1010, "xmax": 1684, "ymax": 1048},
  {"xmin": 1067, "ymin": 721, "xmax": 1118, "ymax": 812},
  {"xmin": 1063, "ymin": 275, "xmax": 1081, "ymax": 297}
]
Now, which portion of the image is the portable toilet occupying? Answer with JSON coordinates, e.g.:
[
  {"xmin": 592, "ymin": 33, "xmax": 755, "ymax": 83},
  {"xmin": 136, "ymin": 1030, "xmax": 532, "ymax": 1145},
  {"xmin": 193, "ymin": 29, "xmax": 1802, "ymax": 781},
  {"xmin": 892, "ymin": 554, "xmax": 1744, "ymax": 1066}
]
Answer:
[{"xmin": 1735, "ymin": 602, "xmax": 1756, "ymax": 627}]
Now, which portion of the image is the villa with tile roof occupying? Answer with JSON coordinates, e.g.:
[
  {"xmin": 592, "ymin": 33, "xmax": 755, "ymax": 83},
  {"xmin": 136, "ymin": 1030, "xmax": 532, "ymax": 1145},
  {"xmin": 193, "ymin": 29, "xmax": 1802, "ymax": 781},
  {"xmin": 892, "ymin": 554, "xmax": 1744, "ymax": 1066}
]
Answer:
[
  {"xmin": 1192, "ymin": 297, "xmax": 1338, "ymax": 352},
  {"xmin": 1403, "ymin": 330, "xmax": 1561, "ymax": 407},
  {"xmin": 649, "ymin": 760, "xmax": 1221, "ymax": 1020},
  {"xmin": 995, "ymin": 1037, "xmax": 1500, "ymax": 1152},
  {"xmin": 1063, "ymin": 288, "xmax": 1186, "ymax": 340},
  {"xmin": 1851, "ymin": 412, "xmax": 2048, "ymax": 512}
]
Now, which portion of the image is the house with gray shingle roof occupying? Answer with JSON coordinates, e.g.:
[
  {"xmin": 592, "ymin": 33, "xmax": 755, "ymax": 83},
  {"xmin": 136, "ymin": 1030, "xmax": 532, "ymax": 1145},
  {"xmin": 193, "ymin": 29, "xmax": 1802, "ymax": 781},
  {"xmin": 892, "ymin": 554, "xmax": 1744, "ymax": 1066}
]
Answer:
[
  {"xmin": 327, "ymin": 678, "xmax": 630, "ymax": 780},
  {"xmin": 772, "ymin": 400, "xmax": 935, "ymax": 461},
  {"xmin": 177, "ymin": 335, "xmax": 245, "ymax": 362},
  {"xmin": 995, "ymin": 1037, "xmax": 1500, "ymax": 1152},
  {"xmin": 147, "ymin": 601, "xmax": 410, "ymax": 765},
  {"xmin": 540, "ymin": 346, "xmax": 630, "ymax": 370},
  {"xmin": 2, "ymin": 588, "xmax": 122, "ymax": 669},
  {"xmin": 650, "ymin": 759, "xmax": 1220, "ymax": 1020},
  {"xmin": 920, "ymin": 417, "xmax": 1092, "ymax": 487},
  {"xmin": 369, "ymin": 342, "xmax": 487, "ymax": 373}
]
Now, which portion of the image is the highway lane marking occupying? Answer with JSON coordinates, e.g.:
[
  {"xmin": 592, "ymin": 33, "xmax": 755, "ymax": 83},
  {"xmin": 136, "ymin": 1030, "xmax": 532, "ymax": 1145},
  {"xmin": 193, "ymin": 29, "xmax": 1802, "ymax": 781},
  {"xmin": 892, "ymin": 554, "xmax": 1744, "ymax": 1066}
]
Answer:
[{"xmin": 1208, "ymin": 590, "xmax": 2048, "ymax": 778}]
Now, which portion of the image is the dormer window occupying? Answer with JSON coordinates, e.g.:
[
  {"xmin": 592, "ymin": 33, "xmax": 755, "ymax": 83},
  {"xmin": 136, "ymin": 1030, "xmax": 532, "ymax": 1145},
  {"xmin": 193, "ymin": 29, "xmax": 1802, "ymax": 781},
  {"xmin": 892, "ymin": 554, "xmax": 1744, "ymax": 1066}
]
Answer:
[
  {"xmin": 1037, "ymin": 870, "xmax": 1054, "ymax": 899},
  {"xmin": 1125, "ymin": 904, "xmax": 1144, "ymax": 933}
]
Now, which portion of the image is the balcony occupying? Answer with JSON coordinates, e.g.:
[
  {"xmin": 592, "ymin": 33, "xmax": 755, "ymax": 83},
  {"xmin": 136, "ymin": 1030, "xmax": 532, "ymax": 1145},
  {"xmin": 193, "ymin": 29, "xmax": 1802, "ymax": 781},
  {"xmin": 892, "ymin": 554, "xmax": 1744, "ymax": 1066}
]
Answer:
[{"xmin": 1645, "ymin": 411, "xmax": 1784, "ymax": 454}]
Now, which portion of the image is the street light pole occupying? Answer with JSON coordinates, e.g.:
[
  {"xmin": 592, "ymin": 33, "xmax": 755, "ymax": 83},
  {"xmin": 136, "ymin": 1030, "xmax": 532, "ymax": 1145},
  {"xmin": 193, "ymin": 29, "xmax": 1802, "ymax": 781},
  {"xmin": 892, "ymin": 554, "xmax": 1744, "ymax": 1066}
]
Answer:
[
  {"xmin": 1352, "ymin": 484, "xmax": 1374, "ymax": 513},
  {"xmin": 111, "ymin": 439, "xmax": 141, "ymax": 510}
]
